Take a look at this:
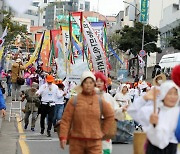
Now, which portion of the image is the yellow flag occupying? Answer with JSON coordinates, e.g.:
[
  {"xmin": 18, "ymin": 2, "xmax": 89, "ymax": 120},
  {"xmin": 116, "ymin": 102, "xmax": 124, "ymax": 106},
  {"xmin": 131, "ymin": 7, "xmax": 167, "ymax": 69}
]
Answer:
[
  {"xmin": 0, "ymin": 46, "xmax": 4, "ymax": 60},
  {"xmin": 25, "ymin": 33, "xmax": 44, "ymax": 68}
]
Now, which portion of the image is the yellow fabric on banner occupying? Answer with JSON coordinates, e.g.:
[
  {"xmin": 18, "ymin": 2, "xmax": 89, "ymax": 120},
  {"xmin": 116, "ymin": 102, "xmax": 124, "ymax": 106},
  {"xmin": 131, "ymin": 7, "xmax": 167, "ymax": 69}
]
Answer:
[
  {"xmin": 25, "ymin": 33, "xmax": 43, "ymax": 68},
  {"xmin": 41, "ymin": 31, "xmax": 51, "ymax": 72},
  {"xmin": 72, "ymin": 33, "xmax": 82, "ymax": 47},
  {"xmin": 0, "ymin": 46, "xmax": 4, "ymax": 60}
]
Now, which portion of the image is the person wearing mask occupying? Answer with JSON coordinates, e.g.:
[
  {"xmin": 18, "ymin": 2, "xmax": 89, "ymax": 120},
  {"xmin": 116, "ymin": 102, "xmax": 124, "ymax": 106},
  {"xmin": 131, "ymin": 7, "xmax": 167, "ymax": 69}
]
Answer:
[
  {"xmin": 95, "ymin": 72, "xmax": 124, "ymax": 154},
  {"xmin": 11, "ymin": 58, "xmax": 26, "ymax": 101},
  {"xmin": 36, "ymin": 75, "xmax": 58, "ymax": 137},
  {"xmin": 59, "ymin": 71, "xmax": 114, "ymax": 154},
  {"xmin": 53, "ymin": 80, "xmax": 66, "ymax": 131},
  {"xmin": 22, "ymin": 82, "xmax": 40, "ymax": 131},
  {"xmin": 128, "ymin": 81, "xmax": 180, "ymax": 154}
]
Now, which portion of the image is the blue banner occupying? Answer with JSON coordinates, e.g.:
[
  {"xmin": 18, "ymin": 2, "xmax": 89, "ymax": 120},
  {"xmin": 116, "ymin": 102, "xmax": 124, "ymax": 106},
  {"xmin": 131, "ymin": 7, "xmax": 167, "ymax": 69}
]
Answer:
[{"xmin": 108, "ymin": 46, "xmax": 123, "ymax": 64}]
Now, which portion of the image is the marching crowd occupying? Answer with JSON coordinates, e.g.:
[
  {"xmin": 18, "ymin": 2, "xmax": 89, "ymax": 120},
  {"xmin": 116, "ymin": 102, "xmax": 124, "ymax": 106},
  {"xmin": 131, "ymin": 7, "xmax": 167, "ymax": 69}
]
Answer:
[{"xmin": 0, "ymin": 53, "xmax": 180, "ymax": 154}]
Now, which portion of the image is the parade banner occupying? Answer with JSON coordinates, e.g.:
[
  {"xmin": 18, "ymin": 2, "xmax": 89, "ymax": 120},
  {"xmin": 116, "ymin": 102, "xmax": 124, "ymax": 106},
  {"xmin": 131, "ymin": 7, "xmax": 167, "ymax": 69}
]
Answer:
[
  {"xmin": 72, "ymin": 13, "xmax": 107, "ymax": 75},
  {"xmin": 51, "ymin": 29, "xmax": 62, "ymax": 58},
  {"xmin": 25, "ymin": 32, "xmax": 45, "ymax": 68},
  {"xmin": 35, "ymin": 33, "xmax": 42, "ymax": 46},
  {"xmin": 40, "ymin": 31, "xmax": 51, "ymax": 72},
  {"xmin": 91, "ymin": 22, "xmax": 104, "ymax": 43},
  {"xmin": 62, "ymin": 26, "xmax": 70, "ymax": 56}
]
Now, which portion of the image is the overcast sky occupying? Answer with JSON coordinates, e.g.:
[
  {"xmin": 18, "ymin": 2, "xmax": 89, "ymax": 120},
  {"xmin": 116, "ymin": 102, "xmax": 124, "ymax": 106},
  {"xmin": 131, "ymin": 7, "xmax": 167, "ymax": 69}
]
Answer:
[{"xmin": 90, "ymin": 0, "xmax": 124, "ymax": 16}]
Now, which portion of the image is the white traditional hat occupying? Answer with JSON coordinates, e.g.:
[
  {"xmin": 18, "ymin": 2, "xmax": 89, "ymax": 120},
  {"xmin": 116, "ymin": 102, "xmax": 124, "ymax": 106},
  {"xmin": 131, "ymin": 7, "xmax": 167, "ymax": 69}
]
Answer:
[{"xmin": 80, "ymin": 71, "xmax": 96, "ymax": 85}]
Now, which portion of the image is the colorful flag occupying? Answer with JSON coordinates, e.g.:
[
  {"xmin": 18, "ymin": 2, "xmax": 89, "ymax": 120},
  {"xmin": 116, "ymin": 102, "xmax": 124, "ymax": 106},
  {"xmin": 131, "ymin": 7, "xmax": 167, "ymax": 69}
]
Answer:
[
  {"xmin": 25, "ymin": 32, "xmax": 45, "ymax": 68},
  {"xmin": 48, "ymin": 40, "xmax": 55, "ymax": 67},
  {"xmin": 51, "ymin": 29, "xmax": 62, "ymax": 58},
  {"xmin": 40, "ymin": 31, "xmax": 51, "ymax": 72}
]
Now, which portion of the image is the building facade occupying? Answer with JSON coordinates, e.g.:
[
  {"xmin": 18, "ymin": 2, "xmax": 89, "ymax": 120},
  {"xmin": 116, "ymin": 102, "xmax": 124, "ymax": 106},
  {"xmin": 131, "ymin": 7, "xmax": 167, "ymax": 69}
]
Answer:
[{"xmin": 45, "ymin": 0, "xmax": 90, "ymax": 29}]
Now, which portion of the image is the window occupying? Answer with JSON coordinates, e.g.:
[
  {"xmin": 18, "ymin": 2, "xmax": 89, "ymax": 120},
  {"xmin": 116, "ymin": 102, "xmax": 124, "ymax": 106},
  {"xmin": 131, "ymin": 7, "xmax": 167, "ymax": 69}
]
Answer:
[
  {"xmin": 80, "ymin": 4, "xmax": 83, "ymax": 10},
  {"xmin": 125, "ymin": 6, "xmax": 129, "ymax": 16},
  {"xmin": 31, "ymin": 20, "xmax": 34, "ymax": 26},
  {"xmin": 44, "ymin": 0, "xmax": 47, "ymax": 3},
  {"xmin": 43, "ymin": 15, "xmax": 45, "ymax": 19}
]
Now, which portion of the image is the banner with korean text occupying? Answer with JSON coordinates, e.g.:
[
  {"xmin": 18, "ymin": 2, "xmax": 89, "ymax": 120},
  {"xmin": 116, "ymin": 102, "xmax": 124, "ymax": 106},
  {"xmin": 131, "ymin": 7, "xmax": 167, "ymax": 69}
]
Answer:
[{"xmin": 72, "ymin": 12, "xmax": 107, "ymax": 75}]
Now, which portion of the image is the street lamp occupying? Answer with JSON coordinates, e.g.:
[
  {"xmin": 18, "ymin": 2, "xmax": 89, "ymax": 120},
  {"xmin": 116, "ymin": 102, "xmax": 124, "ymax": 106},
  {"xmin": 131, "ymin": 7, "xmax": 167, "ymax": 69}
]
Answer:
[
  {"xmin": 144, "ymin": 41, "xmax": 156, "ymax": 47},
  {"xmin": 123, "ymin": 1, "xmax": 148, "ymax": 78},
  {"xmin": 123, "ymin": 1, "xmax": 145, "ymax": 52}
]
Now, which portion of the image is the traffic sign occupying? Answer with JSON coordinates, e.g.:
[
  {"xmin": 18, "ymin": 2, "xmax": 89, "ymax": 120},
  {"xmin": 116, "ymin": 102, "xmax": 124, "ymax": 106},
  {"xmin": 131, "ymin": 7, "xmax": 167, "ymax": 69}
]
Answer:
[{"xmin": 139, "ymin": 50, "xmax": 146, "ymax": 57}]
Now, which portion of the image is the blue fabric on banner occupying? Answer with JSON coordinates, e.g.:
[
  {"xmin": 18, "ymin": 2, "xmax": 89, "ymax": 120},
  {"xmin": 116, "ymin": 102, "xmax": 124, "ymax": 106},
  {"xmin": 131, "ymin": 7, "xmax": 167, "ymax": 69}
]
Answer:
[
  {"xmin": 175, "ymin": 113, "xmax": 180, "ymax": 142},
  {"xmin": 108, "ymin": 47, "xmax": 123, "ymax": 64},
  {"xmin": 90, "ymin": 22, "xmax": 104, "ymax": 27},
  {"xmin": 72, "ymin": 39, "xmax": 82, "ymax": 55}
]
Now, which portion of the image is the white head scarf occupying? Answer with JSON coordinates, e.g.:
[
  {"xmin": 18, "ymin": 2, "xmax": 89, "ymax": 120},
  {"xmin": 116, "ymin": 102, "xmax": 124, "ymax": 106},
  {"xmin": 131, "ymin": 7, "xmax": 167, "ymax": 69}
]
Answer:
[{"xmin": 158, "ymin": 80, "xmax": 180, "ymax": 106}]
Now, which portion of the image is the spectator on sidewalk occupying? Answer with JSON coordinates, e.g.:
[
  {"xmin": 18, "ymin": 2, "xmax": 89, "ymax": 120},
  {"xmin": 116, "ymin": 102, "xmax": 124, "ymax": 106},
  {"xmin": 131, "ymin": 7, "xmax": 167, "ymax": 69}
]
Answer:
[
  {"xmin": 11, "ymin": 58, "xmax": 26, "ymax": 101},
  {"xmin": 6, "ymin": 70, "xmax": 12, "ymax": 97},
  {"xmin": 22, "ymin": 82, "xmax": 40, "ymax": 131},
  {"xmin": 0, "ymin": 88, "xmax": 6, "ymax": 118}
]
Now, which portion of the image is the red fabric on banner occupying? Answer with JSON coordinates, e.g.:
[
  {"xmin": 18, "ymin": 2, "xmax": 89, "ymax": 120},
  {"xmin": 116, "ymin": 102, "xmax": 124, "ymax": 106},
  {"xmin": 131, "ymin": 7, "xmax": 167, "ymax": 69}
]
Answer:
[{"xmin": 35, "ymin": 33, "xmax": 42, "ymax": 47}]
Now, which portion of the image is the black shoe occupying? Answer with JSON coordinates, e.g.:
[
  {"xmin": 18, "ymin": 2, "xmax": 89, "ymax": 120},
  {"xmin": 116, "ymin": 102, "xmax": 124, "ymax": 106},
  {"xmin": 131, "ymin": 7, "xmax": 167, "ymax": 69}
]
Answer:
[
  {"xmin": 31, "ymin": 128, "xmax": 35, "ymax": 131},
  {"xmin": 47, "ymin": 131, "xmax": 51, "ymax": 137},
  {"xmin": 54, "ymin": 128, "xmax": 57, "ymax": 132},
  {"xmin": 40, "ymin": 129, "xmax": 44, "ymax": 134},
  {"xmin": 24, "ymin": 125, "xmax": 28, "ymax": 130}
]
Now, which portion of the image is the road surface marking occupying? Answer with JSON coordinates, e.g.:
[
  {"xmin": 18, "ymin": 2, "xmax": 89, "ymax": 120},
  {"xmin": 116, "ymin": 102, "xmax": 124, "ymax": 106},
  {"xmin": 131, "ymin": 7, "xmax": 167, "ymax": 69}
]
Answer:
[{"xmin": 16, "ymin": 115, "xmax": 30, "ymax": 154}]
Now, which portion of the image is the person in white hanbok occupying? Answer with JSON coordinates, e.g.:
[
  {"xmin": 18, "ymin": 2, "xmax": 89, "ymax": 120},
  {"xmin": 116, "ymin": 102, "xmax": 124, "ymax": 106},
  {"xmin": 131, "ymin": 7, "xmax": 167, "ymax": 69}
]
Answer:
[
  {"xmin": 95, "ymin": 72, "xmax": 125, "ymax": 154},
  {"xmin": 128, "ymin": 80, "xmax": 180, "ymax": 154}
]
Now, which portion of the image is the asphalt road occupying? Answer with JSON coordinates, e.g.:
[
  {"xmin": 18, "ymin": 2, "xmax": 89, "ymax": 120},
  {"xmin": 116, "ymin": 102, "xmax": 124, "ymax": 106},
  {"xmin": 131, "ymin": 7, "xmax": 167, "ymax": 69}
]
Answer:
[{"xmin": 15, "ymin": 110, "xmax": 133, "ymax": 154}]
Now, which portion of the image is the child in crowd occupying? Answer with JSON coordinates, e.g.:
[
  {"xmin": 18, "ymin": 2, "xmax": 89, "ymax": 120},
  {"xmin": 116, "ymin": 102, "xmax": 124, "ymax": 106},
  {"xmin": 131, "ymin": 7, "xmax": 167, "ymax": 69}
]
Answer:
[{"xmin": 128, "ymin": 80, "xmax": 180, "ymax": 154}]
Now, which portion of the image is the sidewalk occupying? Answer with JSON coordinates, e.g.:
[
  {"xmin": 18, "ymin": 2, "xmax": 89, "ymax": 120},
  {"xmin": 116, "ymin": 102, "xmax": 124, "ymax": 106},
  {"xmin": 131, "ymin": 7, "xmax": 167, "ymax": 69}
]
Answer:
[
  {"xmin": 0, "ymin": 117, "xmax": 18, "ymax": 154},
  {"xmin": 0, "ymin": 98, "xmax": 19, "ymax": 154}
]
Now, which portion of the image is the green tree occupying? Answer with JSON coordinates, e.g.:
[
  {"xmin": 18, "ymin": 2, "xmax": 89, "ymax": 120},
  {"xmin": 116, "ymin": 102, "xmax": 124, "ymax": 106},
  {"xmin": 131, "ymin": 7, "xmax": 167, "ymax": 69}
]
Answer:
[
  {"xmin": 170, "ymin": 24, "xmax": 180, "ymax": 50},
  {"xmin": 0, "ymin": 10, "xmax": 27, "ymax": 46},
  {"xmin": 109, "ymin": 22, "xmax": 162, "ymax": 56}
]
